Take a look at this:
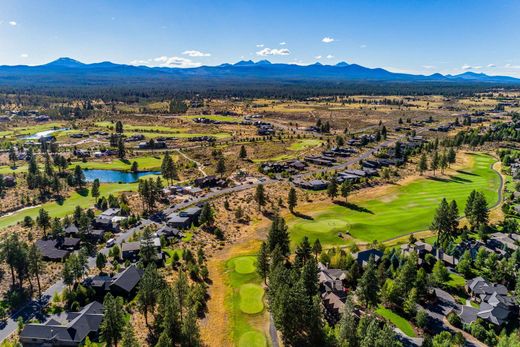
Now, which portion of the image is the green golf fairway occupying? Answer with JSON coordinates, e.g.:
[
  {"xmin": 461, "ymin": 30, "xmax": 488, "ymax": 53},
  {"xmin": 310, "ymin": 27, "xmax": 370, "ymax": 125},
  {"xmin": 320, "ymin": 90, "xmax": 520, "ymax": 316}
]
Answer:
[
  {"xmin": 0, "ymin": 181, "xmax": 144, "ymax": 230},
  {"xmin": 239, "ymin": 283, "xmax": 265, "ymax": 314},
  {"xmin": 232, "ymin": 256, "xmax": 257, "ymax": 274},
  {"xmin": 238, "ymin": 331, "xmax": 267, "ymax": 347},
  {"xmin": 287, "ymin": 153, "xmax": 501, "ymax": 245}
]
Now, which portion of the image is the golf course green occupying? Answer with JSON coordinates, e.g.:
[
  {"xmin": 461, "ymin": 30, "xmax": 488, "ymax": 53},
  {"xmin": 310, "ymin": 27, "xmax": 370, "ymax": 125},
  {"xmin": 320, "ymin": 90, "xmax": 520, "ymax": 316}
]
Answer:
[
  {"xmin": 226, "ymin": 256, "xmax": 268, "ymax": 347},
  {"xmin": 287, "ymin": 153, "xmax": 501, "ymax": 246}
]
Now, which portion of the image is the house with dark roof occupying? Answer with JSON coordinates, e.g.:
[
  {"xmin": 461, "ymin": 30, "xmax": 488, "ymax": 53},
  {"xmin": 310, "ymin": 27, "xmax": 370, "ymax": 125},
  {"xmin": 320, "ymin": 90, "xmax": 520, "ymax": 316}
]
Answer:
[
  {"xmin": 36, "ymin": 239, "xmax": 70, "ymax": 262},
  {"xmin": 293, "ymin": 179, "xmax": 328, "ymax": 191},
  {"xmin": 157, "ymin": 225, "xmax": 184, "ymax": 240},
  {"xmin": 352, "ymin": 249, "xmax": 383, "ymax": 267},
  {"xmin": 459, "ymin": 277, "xmax": 517, "ymax": 326},
  {"xmin": 318, "ymin": 262, "xmax": 349, "ymax": 324},
  {"xmin": 20, "ymin": 301, "xmax": 104, "ymax": 346}
]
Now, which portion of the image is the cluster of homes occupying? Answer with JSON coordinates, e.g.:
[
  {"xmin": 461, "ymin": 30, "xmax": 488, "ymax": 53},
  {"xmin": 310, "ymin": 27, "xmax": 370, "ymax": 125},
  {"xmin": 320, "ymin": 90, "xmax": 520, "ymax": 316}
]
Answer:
[
  {"xmin": 318, "ymin": 249, "xmax": 383, "ymax": 323},
  {"xmin": 36, "ymin": 208, "xmax": 125, "ymax": 261},
  {"xmin": 401, "ymin": 237, "xmax": 519, "ymax": 328},
  {"xmin": 260, "ymin": 160, "xmax": 307, "ymax": 175},
  {"xmin": 459, "ymin": 277, "xmax": 517, "ymax": 327},
  {"xmin": 73, "ymin": 149, "xmax": 118, "ymax": 158},
  {"xmin": 20, "ymin": 264, "xmax": 146, "ymax": 346}
]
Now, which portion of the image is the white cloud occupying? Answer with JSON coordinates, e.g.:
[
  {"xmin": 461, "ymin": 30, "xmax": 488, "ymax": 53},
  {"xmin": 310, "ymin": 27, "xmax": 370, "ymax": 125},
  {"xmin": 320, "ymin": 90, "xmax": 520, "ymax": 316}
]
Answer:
[
  {"xmin": 422, "ymin": 65, "xmax": 435, "ymax": 70},
  {"xmin": 182, "ymin": 50, "xmax": 211, "ymax": 57},
  {"xmin": 256, "ymin": 48, "xmax": 290, "ymax": 56},
  {"xmin": 505, "ymin": 63, "xmax": 520, "ymax": 69},
  {"xmin": 20, "ymin": 53, "xmax": 28, "ymax": 58},
  {"xmin": 130, "ymin": 56, "xmax": 201, "ymax": 68},
  {"xmin": 279, "ymin": 41, "xmax": 286, "ymax": 45},
  {"xmin": 462, "ymin": 64, "xmax": 483, "ymax": 70},
  {"xmin": 256, "ymin": 44, "xmax": 264, "ymax": 48},
  {"xmin": 487, "ymin": 63, "xmax": 496, "ymax": 68},
  {"xmin": 360, "ymin": 44, "xmax": 367, "ymax": 48},
  {"xmin": 326, "ymin": 54, "xmax": 334, "ymax": 59},
  {"xmin": 322, "ymin": 37, "xmax": 334, "ymax": 43},
  {"xmin": 315, "ymin": 55, "xmax": 322, "ymax": 59},
  {"xmin": 8, "ymin": 21, "xmax": 17, "ymax": 26}
]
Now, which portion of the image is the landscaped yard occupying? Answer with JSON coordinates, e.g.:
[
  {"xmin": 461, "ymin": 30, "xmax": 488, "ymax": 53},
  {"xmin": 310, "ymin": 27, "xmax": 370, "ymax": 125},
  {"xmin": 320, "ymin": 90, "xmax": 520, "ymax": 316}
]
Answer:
[
  {"xmin": 376, "ymin": 306, "xmax": 416, "ymax": 337},
  {"xmin": 226, "ymin": 256, "xmax": 267, "ymax": 347},
  {"xmin": 446, "ymin": 272, "xmax": 466, "ymax": 290},
  {"xmin": 288, "ymin": 138, "xmax": 323, "ymax": 151},
  {"xmin": 287, "ymin": 153, "xmax": 501, "ymax": 246}
]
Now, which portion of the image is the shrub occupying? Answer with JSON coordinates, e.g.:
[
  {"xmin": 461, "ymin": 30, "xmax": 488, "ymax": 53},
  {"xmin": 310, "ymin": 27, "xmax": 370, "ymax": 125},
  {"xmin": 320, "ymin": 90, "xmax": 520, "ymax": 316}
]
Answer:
[{"xmin": 447, "ymin": 311, "xmax": 461, "ymax": 328}]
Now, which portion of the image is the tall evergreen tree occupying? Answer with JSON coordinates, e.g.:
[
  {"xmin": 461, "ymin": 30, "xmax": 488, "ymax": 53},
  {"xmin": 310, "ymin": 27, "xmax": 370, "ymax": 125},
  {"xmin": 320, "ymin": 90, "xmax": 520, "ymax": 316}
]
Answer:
[
  {"xmin": 266, "ymin": 215, "xmax": 290, "ymax": 257},
  {"xmin": 254, "ymin": 184, "xmax": 266, "ymax": 211},
  {"xmin": 100, "ymin": 293, "xmax": 126, "ymax": 347},
  {"xmin": 355, "ymin": 256, "xmax": 379, "ymax": 308},
  {"xmin": 257, "ymin": 241, "xmax": 269, "ymax": 285},
  {"xmin": 288, "ymin": 187, "xmax": 297, "ymax": 212}
]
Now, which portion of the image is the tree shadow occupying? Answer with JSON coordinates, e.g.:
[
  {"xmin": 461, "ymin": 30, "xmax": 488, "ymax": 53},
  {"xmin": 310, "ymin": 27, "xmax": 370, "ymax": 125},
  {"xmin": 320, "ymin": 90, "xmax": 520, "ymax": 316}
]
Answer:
[
  {"xmin": 76, "ymin": 188, "xmax": 90, "ymax": 196},
  {"xmin": 455, "ymin": 170, "xmax": 478, "ymax": 177},
  {"xmin": 427, "ymin": 176, "xmax": 459, "ymax": 183},
  {"xmin": 449, "ymin": 175, "xmax": 472, "ymax": 183},
  {"xmin": 336, "ymin": 201, "xmax": 374, "ymax": 214},
  {"xmin": 292, "ymin": 211, "xmax": 314, "ymax": 220},
  {"xmin": 119, "ymin": 158, "xmax": 131, "ymax": 165}
]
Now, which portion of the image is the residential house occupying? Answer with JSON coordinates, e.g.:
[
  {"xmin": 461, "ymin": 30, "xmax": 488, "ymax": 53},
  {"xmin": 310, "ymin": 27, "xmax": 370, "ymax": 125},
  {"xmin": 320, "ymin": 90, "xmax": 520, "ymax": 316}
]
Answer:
[
  {"xmin": 20, "ymin": 301, "xmax": 104, "ymax": 347},
  {"xmin": 352, "ymin": 249, "xmax": 383, "ymax": 267},
  {"xmin": 459, "ymin": 277, "xmax": 517, "ymax": 326}
]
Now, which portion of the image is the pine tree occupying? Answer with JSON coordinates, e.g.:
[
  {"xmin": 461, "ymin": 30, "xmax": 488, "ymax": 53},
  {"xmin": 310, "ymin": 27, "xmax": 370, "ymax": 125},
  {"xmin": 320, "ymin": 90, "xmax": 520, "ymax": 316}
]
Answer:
[
  {"xmin": 447, "ymin": 147, "xmax": 456, "ymax": 166},
  {"xmin": 121, "ymin": 323, "xmax": 139, "ymax": 347},
  {"xmin": 115, "ymin": 121, "xmax": 124, "ymax": 134},
  {"xmin": 266, "ymin": 215, "xmax": 290, "ymax": 256},
  {"xmin": 295, "ymin": 236, "xmax": 312, "ymax": 266},
  {"xmin": 137, "ymin": 264, "xmax": 163, "ymax": 326},
  {"xmin": 431, "ymin": 151, "xmax": 439, "ymax": 175},
  {"xmin": 239, "ymin": 145, "xmax": 247, "ymax": 159},
  {"xmin": 198, "ymin": 203, "xmax": 214, "ymax": 226},
  {"xmin": 312, "ymin": 239, "xmax": 322, "ymax": 259},
  {"xmin": 100, "ymin": 294, "xmax": 126, "ymax": 347},
  {"xmin": 257, "ymin": 241, "xmax": 269, "ymax": 285},
  {"xmin": 287, "ymin": 187, "xmax": 297, "ymax": 212},
  {"xmin": 36, "ymin": 208, "xmax": 51, "ymax": 237},
  {"xmin": 161, "ymin": 152, "xmax": 178, "ymax": 184},
  {"xmin": 440, "ymin": 152, "xmax": 448, "ymax": 174},
  {"xmin": 327, "ymin": 180, "xmax": 338, "ymax": 200},
  {"xmin": 337, "ymin": 295, "xmax": 358, "ymax": 347},
  {"xmin": 355, "ymin": 256, "xmax": 379, "ymax": 308},
  {"xmin": 216, "ymin": 156, "xmax": 226, "ymax": 177},
  {"xmin": 431, "ymin": 198, "xmax": 451, "ymax": 249},
  {"xmin": 117, "ymin": 138, "xmax": 126, "ymax": 159},
  {"xmin": 418, "ymin": 153, "xmax": 428, "ymax": 175},
  {"xmin": 91, "ymin": 178, "xmax": 100, "ymax": 198},
  {"xmin": 28, "ymin": 244, "xmax": 43, "ymax": 300},
  {"xmin": 340, "ymin": 181, "xmax": 351, "ymax": 204},
  {"xmin": 254, "ymin": 184, "xmax": 266, "ymax": 211},
  {"xmin": 74, "ymin": 165, "xmax": 86, "ymax": 189}
]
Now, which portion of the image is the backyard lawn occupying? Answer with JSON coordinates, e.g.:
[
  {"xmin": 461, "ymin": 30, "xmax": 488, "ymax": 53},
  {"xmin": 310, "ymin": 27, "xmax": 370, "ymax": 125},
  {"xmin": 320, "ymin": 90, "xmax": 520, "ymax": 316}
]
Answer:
[
  {"xmin": 69, "ymin": 155, "xmax": 175, "ymax": 172},
  {"xmin": 287, "ymin": 153, "xmax": 501, "ymax": 246},
  {"xmin": 376, "ymin": 306, "xmax": 416, "ymax": 337}
]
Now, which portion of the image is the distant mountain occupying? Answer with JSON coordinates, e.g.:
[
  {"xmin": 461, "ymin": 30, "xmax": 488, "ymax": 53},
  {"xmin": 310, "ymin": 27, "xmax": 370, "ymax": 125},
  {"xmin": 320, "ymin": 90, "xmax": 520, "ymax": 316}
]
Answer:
[{"xmin": 0, "ymin": 57, "xmax": 518, "ymax": 88}]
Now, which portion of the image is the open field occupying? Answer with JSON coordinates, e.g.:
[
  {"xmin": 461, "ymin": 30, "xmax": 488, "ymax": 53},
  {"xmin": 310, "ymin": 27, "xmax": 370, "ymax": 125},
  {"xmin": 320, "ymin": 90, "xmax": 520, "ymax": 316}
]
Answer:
[
  {"xmin": 286, "ymin": 153, "xmax": 500, "ymax": 246},
  {"xmin": 0, "ymin": 181, "xmax": 145, "ymax": 230},
  {"xmin": 225, "ymin": 256, "xmax": 267, "ymax": 347},
  {"xmin": 69, "ymin": 155, "xmax": 176, "ymax": 171}
]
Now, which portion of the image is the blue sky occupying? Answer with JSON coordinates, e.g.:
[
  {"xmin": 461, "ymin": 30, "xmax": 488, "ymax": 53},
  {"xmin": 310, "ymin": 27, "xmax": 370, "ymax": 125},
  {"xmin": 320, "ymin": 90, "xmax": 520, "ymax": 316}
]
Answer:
[{"xmin": 1, "ymin": 0, "xmax": 520, "ymax": 76}]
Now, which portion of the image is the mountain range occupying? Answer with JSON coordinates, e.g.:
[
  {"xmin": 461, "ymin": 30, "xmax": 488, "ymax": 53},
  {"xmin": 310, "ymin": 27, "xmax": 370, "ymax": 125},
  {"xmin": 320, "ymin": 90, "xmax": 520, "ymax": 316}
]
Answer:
[{"xmin": 0, "ymin": 57, "xmax": 518, "ymax": 87}]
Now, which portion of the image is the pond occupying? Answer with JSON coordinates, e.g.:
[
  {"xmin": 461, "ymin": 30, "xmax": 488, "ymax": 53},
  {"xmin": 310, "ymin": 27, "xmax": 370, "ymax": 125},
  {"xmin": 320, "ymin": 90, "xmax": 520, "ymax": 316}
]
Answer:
[
  {"xmin": 22, "ymin": 128, "xmax": 68, "ymax": 140},
  {"xmin": 83, "ymin": 169, "xmax": 160, "ymax": 183}
]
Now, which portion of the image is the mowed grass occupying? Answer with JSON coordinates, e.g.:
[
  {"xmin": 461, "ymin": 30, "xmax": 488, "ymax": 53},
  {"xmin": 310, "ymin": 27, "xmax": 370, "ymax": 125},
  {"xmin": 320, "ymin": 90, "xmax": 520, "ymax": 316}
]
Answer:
[
  {"xmin": 376, "ymin": 306, "xmax": 416, "ymax": 337},
  {"xmin": 94, "ymin": 121, "xmax": 231, "ymax": 139},
  {"xmin": 239, "ymin": 284, "xmax": 264, "ymax": 314},
  {"xmin": 226, "ymin": 256, "xmax": 268, "ymax": 347},
  {"xmin": 69, "ymin": 155, "xmax": 175, "ymax": 172},
  {"xmin": 0, "ymin": 181, "xmax": 146, "ymax": 230},
  {"xmin": 287, "ymin": 153, "xmax": 500, "ymax": 246},
  {"xmin": 288, "ymin": 138, "xmax": 323, "ymax": 151},
  {"xmin": 238, "ymin": 331, "xmax": 267, "ymax": 347}
]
